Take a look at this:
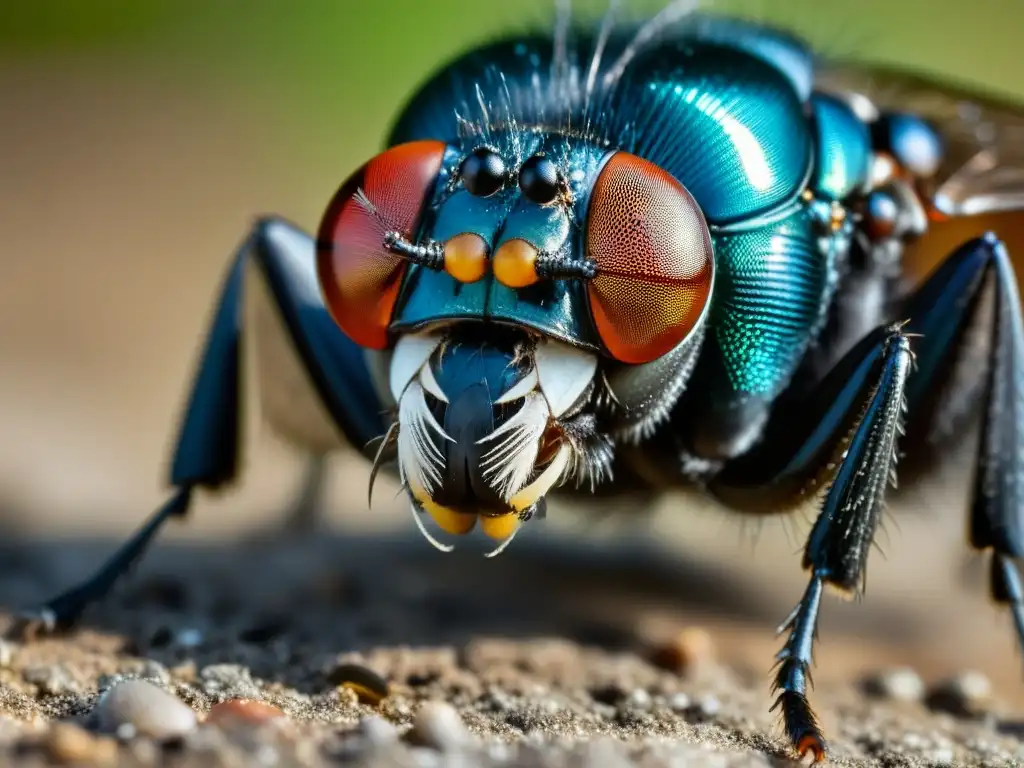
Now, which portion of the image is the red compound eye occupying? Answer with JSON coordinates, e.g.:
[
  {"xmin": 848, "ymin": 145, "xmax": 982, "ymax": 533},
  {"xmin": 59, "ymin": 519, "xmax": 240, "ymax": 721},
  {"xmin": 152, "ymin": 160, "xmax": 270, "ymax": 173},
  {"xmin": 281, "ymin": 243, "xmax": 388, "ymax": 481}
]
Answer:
[
  {"xmin": 316, "ymin": 140, "xmax": 446, "ymax": 349},
  {"xmin": 585, "ymin": 152, "xmax": 715, "ymax": 364}
]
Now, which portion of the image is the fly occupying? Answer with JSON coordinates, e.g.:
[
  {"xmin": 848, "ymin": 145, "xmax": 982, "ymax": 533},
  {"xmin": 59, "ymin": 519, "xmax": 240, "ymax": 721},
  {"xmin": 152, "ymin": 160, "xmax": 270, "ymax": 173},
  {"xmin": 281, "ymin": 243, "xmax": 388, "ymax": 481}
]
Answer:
[{"xmin": 9, "ymin": 4, "xmax": 1024, "ymax": 762}]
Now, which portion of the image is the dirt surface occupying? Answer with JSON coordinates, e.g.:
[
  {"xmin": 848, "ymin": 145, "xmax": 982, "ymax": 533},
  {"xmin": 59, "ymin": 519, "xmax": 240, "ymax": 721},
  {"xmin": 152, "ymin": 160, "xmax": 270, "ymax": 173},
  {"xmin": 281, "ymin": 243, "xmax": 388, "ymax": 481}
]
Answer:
[{"xmin": 0, "ymin": 528, "xmax": 1023, "ymax": 767}]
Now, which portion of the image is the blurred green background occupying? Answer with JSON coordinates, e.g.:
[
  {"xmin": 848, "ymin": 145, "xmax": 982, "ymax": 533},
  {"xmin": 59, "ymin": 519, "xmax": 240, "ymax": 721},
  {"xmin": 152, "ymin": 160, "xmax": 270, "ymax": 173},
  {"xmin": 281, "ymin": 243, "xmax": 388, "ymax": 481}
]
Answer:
[
  {"xmin": 3, "ymin": 0, "xmax": 1023, "ymax": 171},
  {"xmin": 1, "ymin": 0, "xmax": 1023, "ymax": 698}
]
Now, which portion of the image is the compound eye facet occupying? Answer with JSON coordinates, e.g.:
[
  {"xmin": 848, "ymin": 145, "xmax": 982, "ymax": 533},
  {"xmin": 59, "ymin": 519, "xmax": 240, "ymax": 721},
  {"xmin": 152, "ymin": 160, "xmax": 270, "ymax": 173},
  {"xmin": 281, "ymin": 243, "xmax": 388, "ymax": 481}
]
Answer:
[
  {"xmin": 316, "ymin": 140, "xmax": 446, "ymax": 350},
  {"xmin": 585, "ymin": 151, "xmax": 715, "ymax": 364},
  {"xmin": 460, "ymin": 147, "xmax": 507, "ymax": 197}
]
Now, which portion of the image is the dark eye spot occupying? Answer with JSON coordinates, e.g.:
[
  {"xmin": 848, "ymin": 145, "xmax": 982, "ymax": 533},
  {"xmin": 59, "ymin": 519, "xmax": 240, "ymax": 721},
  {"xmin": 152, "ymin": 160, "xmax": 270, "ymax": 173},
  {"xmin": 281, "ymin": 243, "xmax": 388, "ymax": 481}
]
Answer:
[
  {"xmin": 460, "ymin": 148, "xmax": 506, "ymax": 197},
  {"xmin": 519, "ymin": 154, "xmax": 561, "ymax": 205}
]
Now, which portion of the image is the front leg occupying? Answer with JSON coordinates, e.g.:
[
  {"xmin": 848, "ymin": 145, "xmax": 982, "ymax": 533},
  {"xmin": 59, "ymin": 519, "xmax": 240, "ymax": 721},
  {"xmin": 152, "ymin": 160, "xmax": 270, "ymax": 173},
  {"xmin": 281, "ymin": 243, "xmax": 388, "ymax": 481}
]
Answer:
[
  {"xmin": 711, "ymin": 233, "xmax": 1024, "ymax": 760},
  {"xmin": 772, "ymin": 332, "xmax": 913, "ymax": 761},
  {"xmin": 7, "ymin": 217, "xmax": 389, "ymax": 636},
  {"xmin": 710, "ymin": 321, "xmax": 913, "ymax": 761}
]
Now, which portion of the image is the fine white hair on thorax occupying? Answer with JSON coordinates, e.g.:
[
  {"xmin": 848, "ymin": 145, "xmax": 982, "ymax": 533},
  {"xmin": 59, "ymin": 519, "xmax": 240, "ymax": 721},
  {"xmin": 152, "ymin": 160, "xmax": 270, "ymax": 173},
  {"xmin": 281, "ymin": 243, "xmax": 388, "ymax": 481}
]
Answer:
[
  {"xmin": 478, "ymin": 391, "xmax": 551, "ymax": 501},
  {"xmin": 600, "ymin": 0, "xmax": 701, "ymax": 90},
  {"xmin": 397, "ymin": 379, "xmax": 452, "ymax": 497}
]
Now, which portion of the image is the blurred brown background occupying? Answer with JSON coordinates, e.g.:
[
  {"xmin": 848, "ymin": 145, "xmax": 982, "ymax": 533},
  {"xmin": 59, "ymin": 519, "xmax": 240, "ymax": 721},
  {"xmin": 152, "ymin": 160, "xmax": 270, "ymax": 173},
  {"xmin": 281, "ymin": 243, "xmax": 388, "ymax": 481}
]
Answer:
[{"xmin": 2, "ymin": 0, "xmax": 1024, "ymax": 707}]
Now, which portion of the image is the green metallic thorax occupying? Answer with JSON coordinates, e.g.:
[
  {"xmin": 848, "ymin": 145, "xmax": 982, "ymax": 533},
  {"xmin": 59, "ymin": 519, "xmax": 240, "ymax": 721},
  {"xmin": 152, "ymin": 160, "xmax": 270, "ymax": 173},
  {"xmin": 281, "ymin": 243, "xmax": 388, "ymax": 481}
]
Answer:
[{"xmin": 385, "ymin": 19, "xmax": 874, "ymax": 403}]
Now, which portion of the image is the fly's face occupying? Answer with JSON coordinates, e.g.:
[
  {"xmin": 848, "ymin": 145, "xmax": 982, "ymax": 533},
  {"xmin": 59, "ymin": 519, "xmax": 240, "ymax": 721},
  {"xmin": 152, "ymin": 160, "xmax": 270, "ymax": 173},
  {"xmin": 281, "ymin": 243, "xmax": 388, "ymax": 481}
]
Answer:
[{"xmin": 316, "ymin": 134, "xmax": 715, "ymax": 552}]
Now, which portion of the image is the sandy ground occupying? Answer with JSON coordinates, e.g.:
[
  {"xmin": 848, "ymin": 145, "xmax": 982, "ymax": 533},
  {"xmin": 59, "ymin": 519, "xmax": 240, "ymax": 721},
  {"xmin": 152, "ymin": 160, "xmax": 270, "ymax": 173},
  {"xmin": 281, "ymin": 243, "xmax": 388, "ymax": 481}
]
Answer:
[
  {"xmin": 1, "ymin": 528, "xmax": 1024, "ymax": 766},
  {"xmin": 3, "ymin": 54, "xmax": 1024, "ymax": 766}
]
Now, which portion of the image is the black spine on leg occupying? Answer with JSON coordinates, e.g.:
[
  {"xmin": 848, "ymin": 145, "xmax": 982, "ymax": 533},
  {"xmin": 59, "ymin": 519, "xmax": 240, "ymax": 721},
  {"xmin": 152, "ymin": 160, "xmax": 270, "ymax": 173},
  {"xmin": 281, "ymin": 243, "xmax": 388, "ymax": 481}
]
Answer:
[
  {"xmin": 765, "ymin": 327, "xmax": 912, "ymax": 757},
  {"xmin": 801, "ymin": 332, "xmax": 913, "ymax": 592},
  {"xmin": 711, "ymin": 324, "xmax": 910, "ymax": 512},
  {"xmin": 708, "ymin": 320, "xmax": 913, "ymax": 757},
  {"xmin": 713, "ymin": 233, "xmax": 1024, "ymax": 757},
  {"xmin": 771, "ymin": 575, "xmax": 823, "ymax": 752}
]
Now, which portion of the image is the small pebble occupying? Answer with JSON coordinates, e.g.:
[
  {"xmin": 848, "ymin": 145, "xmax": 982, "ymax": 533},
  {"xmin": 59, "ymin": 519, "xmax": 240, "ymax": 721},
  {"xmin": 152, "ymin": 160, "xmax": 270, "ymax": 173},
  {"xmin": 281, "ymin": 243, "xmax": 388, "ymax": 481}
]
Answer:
[
  {"xmin": 902, "ymin": 732, "xmax": 925, "ymax": 750},
  {"xmin": 697, "ymin": 695, "xmax": 721, "ymax": 718},
  {"xmin": 45, "ymin": 722, "xmax": 118, "ymax": 766},
  {"xmin": 95, "ymin": 679, "xmax": 198, "ymax": 739},
  {"xmin": 926, "ymin": 671, "xmax": 992, "ymax": 717},
  {"xmin": 327, "ymin": 715, "xmax": 398, "ymax": 762},
  {"xmin": 928, "ymin": 746, "xmax": 956, "ymax": 765},
  {"xmin": 669, "ymin": 692, "xmax": 692, "ymax": 712},
  {"xmin": 625, "ymin": 688, "xmax": 651, "ymax": 710},
  {"xmin": 408, "ymin": 701, "xmax": 471, "ymax": 751},
  {"xmin": 330, "ymin": 662, "xmax": 390, "ymax": 705},
  {"xmin": 357, "ymin": 715, "xmax": 399, "ymax": 747},
  {"xmin": 862, "ymin": 666, "xmax": 925, "ymax": 702},
  {"xmin": 650, "ymin": 627, "xmax": 716, "ymax": 674},
  {"xmin": 206, "ymin": 698, "xmax": 285, "ymax": 727}
]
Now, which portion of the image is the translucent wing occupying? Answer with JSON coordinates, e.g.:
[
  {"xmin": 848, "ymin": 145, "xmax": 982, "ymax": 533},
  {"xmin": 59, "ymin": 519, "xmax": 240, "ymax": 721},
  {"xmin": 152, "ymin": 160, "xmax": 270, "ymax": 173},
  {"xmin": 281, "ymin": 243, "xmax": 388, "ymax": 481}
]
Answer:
[{"xmin": 815, "ymin": 62, "xmax": 1024, "ymax": 216}]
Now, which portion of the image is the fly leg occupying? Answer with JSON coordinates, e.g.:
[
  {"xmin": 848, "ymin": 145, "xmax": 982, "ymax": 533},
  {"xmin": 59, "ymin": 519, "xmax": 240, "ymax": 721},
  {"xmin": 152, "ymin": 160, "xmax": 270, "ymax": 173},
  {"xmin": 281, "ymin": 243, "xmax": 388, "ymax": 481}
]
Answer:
[
  {"xmin": 7, "ymin": 217, "xmax": 389, "ymax": 637},
  {"xmin": 897, "ymin": 232, "xmax": 1024, "ymax": 682},
  {"xmin": 709, "ymin": 233, "xmax": 1023, "ymax": 760},
  {"xmin": 710, "ymin": 324, "xmax": 914, "ymax": 761}
]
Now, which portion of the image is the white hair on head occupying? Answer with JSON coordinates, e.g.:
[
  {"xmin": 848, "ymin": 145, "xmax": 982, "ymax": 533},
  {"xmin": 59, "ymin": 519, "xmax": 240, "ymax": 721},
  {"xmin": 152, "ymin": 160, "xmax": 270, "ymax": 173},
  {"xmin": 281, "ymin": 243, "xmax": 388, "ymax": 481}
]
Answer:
[
  {"xmin": 408, "ymin": 502, "xmax": 455, "ymax": 553},
  {"xmin": 397, "ymin": 380, "xmax": 453, "ymax": 497},
  {"xmin": 484, "ymin": 523, "xmax": 524, "ymax": 558},
  {"xmin": 602, "ymin": 0, "xmax": 701, "ymax": 89},
  {"xmin": 552, "ymin": 0, "xmax": 572, "ymax": 93},
  {"xmin": 584, "ymin": 0, "xmax": 620, "ymax": 116},
  {"xmin": 477, "ymin": 391, "xmax": 551, "ymax": 501}
]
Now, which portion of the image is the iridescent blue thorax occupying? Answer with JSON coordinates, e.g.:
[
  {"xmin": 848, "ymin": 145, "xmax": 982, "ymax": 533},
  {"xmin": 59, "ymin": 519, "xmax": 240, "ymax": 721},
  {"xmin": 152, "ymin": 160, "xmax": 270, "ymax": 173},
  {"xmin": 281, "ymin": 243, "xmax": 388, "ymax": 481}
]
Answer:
[{"xmin": 385, "ymin": 17, "xmax": 874, "ymax": 406}]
